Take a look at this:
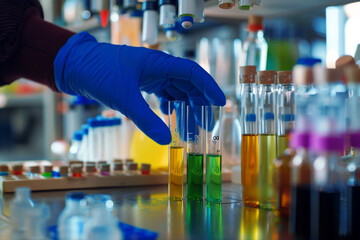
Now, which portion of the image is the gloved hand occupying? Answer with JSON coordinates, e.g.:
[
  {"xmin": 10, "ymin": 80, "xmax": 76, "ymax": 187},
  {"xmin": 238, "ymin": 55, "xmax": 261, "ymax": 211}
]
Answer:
[{"xmin": 54, "ymin": 32, "xmax": 225, "ymax": 145}]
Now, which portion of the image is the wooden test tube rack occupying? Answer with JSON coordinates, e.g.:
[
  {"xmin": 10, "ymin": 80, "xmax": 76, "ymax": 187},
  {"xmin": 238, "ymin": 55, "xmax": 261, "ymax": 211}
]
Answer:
[{"xmin": 0, "ymin": 161, "xmax": 232, "ymax": 193}]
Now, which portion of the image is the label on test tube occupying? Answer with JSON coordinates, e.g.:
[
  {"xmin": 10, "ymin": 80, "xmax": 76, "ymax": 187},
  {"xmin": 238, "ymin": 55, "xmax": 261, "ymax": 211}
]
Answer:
[{"xmin": 245, "ymin": 113, "xmax": 256, "ymax": 122}]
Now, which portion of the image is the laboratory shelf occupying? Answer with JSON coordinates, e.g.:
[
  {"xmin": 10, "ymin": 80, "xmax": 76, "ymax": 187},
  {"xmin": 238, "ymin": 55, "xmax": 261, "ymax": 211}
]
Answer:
[
  {"xmin": 0, "ymin": 93, "xmax": 44, "ymax": 108},
  {"xmin": 205, "ymin": 0, "xmax": 356, "ymax": 19},
  {"xmin": 1, "ymin": 183, "xmax": 291, "ymax": 240}
]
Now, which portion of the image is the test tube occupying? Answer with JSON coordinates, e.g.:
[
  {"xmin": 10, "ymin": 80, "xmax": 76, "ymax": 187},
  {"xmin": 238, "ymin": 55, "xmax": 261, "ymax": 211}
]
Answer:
[
  {"xmin": 240, "ymin": 66, "xmax": 259, "ymax": 207},
  {"xmin": 187, "ymin": 105, "xmax": 205, "ymax": 201},
  {"xmin": 42, "ymin": 166, "xmax": 53, "ymax": 178},
  {"xmin": 276, "ymin": 71, "xmax": 294, "ymax": 156},
  {"xmin": 239, "ymin": 0, "xmax": 261, "ymax": 10},
  {"xmin": 29, "ymin": 166, "xmax": 41, "ymax": 179},
  {"xmin": 205, "ymin": 106, "xmax": 222, "ymax": 203},
  {"xmin": 218, "ymin": 0, "xmax": 235, "ymax": 9},
  {"xmin": 88, "ymin": 118, "xmax": 101, "ymax": 162},
  {"xmin": 258, "ymin": 70, "xmax": 277, "ymax": 210},
  {"xmin": 168, "ymin": 101, "xmax": 185, "ymax": 200}
]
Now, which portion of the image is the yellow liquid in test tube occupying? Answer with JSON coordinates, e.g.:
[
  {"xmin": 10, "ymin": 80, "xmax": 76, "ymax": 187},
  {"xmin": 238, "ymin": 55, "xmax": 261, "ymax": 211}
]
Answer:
[{"xmin": 169, "ymin": 146, "xmax": 184, "ymax": 200}]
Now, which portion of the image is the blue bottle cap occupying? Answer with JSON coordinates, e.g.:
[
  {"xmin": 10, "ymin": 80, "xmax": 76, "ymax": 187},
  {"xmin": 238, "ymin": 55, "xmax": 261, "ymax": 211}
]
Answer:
[
  {"xmin": 87, "ymin": 118, "xmax": 99, "ymax": 128},
  {"xmin": 73, "ymin": 130, "xmax": 83, "ymax": 141},
  {"xmin": 81, "ymin": 124, "xmax": 89, "ymax": 135},
  {"xmin": 180, "ymin": 16, "xmax": 194, "ymax": 29},
  {"xmin": 296, "ymin": 58, "xmax": 322, "ymax": 66},
  {"xmin": 66, "ymin": 192, "xmax": 85, "ymax": 200},
  {"xmin": 264, "ymin": 112, "xmax": 275, "ymax": 120},
  {"xmin": 112, "ymin": 117, "xmax": 122, "ymax": 126},
  {"xmin": 245, "ymin": 113, "xmax": 256, "ymax": 122}
]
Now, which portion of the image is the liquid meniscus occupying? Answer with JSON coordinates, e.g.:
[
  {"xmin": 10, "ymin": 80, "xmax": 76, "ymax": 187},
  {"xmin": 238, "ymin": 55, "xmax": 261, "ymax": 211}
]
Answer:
[
  {"xmin": 187, "ymin": 153, "xmax": 204, "ymax": 200},
  {"xmin": 206, "ymin": 154, "xmax": 222, "ymax": 203},
  {"xmin": 169, "ymin": 146, "xmax": 184, "ymax": 200}
]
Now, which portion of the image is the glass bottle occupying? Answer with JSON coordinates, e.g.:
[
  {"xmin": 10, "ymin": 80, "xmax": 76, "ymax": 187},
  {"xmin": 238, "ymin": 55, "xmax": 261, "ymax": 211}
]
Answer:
[
  {"xmin": 10, "ymin": 187, "xmax": 34, "ymax": 232},
  {"xmin": 83, "ymin": 194, "xmax": 122, "ymax": 240},
  {"xmin": 310, "ymin": 67, "xmax": 347, "ymax": 240},
  {"xmin": 289, "ymin": 58, "xmax": 319, "ymax": 239},
  {"xmin": 277, "ymin": 71, "xmax": 295, "ymax": 156},
  {"xmin": 58, "ymin": 192, "xmax": 87, "ymax": 240},
  {"xmin": 239, "ymin": 65, "xmax": 259, "ymax": 207},
  {"xmin": 68, "ymin": 130, "xmax": 83, "ymax": 161},
  {"xmin": 273, "ymin": 149, "xmax": 295, "ymax": 218},
  {"xmin": 344, "ymin": 65, "xmax": 360, "ymax": 239},
  {"xmin": 241, "ymin": 15, "xmax": 267, "ymax": 71},
  {"xmin": 257, "ymin": 70, "xmax": 277, "ymax": 209}
]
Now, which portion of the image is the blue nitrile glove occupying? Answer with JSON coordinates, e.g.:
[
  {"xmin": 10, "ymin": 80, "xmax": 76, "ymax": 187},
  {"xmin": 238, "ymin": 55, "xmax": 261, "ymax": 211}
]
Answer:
[{"xmin": 54, "ymin": 32, "xmax": 225, "ymax": 145}]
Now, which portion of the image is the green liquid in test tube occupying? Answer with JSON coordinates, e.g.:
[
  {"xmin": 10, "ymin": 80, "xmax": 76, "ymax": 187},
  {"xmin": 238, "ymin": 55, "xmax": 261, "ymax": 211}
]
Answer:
[
  {"xmin": 205, "ymin": 106, "xmax": 222, "ymax": 203},
  {"xmin": 187, "ymin": 105, "xmax": 204, "ymax": 201}
]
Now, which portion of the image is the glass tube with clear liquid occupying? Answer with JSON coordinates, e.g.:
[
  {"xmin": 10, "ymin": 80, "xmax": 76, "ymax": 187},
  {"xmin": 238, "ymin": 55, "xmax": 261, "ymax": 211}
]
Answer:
[{"xmin": 168, "ymin": 101, "xmax": 185, "ymax": 200}]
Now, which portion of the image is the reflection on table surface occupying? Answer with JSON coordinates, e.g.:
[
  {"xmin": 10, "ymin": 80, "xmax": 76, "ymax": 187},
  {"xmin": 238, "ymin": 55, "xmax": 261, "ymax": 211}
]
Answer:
[{"xmin": 2, "ymin": 183, "xmax": 292, "ymax": 240}]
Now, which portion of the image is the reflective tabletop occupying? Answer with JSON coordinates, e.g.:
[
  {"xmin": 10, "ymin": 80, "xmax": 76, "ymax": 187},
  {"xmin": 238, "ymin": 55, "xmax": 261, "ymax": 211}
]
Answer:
[{"xmin": 2, "ymin": 183, "xmax": 292, "ymax": 240}]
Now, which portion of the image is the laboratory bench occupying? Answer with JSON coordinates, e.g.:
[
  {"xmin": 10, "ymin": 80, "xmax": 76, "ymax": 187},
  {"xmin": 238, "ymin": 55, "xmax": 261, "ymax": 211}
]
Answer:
[{"xmin": 2, "ymin": 183, "xmax": 292, "ymax": 240}]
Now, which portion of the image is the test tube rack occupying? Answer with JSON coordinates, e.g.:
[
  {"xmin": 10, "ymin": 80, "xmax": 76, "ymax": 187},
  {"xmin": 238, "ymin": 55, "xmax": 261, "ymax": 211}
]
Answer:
[{"xmin": 0, "ymin": 161, "xmax": 232, "ymax": 193}]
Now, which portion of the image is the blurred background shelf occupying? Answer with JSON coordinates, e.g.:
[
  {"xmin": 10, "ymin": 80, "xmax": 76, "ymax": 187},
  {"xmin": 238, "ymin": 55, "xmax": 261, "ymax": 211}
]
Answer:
[
  {"xmin": 0, "ymin": 94, "xmax": 44, "ymax": 108},
  {"xmin": 205, "ymin": 0, "xmax": 357, "ymax": 19}
]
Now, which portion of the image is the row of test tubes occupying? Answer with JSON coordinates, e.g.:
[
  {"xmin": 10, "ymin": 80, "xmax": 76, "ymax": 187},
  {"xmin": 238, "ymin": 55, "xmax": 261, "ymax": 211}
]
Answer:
[{"xmin": 168, "ymin": 101, "xmax": 223, "ymax": 203}]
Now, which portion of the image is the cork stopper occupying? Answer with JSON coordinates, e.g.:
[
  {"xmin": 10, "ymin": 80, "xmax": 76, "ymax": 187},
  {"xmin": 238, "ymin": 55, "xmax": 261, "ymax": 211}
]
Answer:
[
  {"xmin": 277, "ymin": 71, "xmax": 293, "ymax": 84},
  {"xmin": 240, "ymin": 66, "xmax": 257, "ymax": 83},
  {"xmin": 59, "ymin": 166, "xmax": 68, "ymax": 175},
  {"xmin": 71, "ymin": 164, "xmax": 83, "ymax": 173},
  {"xmin": 12, "ymin": 165, "xmax": 23, "ymax": 172},
  {"xmin": 248, "ymin": 15, "xmax": 263, "ymax": 26},
  {"xmin": 336, "ymin": 55, "xmax": 355, "ymax": 70},
  {"xmin": 313, "ymin": 66, "xmax": 340, "ymax": 84},
  {"xmin": 114, "ymin": 163, "xmax": 123, "ymax": 171},
  {"xmin": 0, "ymin": 165, "xmax": 9, "ymax": 172},
  {"xmin": 69, "ymin": 161, "xmax": 83, "ymax": 167},
  {"xmin": 30, "ymin": 166, "xmax": 40, "ymax": 174},
  {"xmin": 86, "ymin": 165, "xmax": 96, "ymax": 173},
  {"xmin": 86, "ymin": 161, "xmax": 96, "ymax": 166},
  {"xmin": 127, "ymin": 162, "xmax": 138, "ymax": 170},
  {"xmin": 141, "ymin": 163, "xmax": 151, "ymax": 172},
  {"xmin": 114, "ymin": 159, "xmax": 123, "ymax": 163},
  {"xmin": 344, "ymin": 65, "xmax": 360, "ymax": 83},
  {"xmin": 258, "ymin": 70, "xmax": 277, "ymax": 84},
  {"xmin": 125, "ymin": 159, "xmax": 134, "ymax": 164},
  {"xmin": 43, "ymin": 165, "xmax": 53, "ymax": 173},
  {"xmin": 100, "ymin": 164, "xmax": 110, "ymax": 172},
  {"xmin": 293, "ymin": 65, "xmax": 314, "ymax": 86}
]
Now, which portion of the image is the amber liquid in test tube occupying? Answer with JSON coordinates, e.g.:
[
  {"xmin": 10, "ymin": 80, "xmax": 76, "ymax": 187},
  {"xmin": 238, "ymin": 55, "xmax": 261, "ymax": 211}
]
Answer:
[
  {"xmin": 168, "ymin": 101, "xmax": 185, "ymax": 200},
  {"xmin": 240, "ymin": 66, "xmax": 259, "ymax": 207}
]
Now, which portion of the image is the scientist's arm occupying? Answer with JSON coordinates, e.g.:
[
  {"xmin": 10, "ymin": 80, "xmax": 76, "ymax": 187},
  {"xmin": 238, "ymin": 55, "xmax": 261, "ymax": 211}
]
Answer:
[
  {"xmin": 0, "ymin": 0, "xmax": 226, "ymax": 145},
  {"xmin": 0, "ymin": 0, "xmax": 74, "ymax": 91}
]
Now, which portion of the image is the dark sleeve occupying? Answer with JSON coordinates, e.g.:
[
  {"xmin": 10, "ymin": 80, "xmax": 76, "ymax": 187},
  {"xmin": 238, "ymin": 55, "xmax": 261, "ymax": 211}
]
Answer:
[{"xmin": 0, "ymin": 0, "xmax": 75, "ymax": 91}]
